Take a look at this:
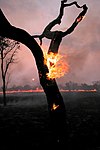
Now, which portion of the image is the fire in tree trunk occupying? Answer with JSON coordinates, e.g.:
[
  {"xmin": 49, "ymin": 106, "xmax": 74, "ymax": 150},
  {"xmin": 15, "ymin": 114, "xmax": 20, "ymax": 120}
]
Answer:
[
  {"xmin": 0, "ymin": 9, "xmax": 66, "ymax": 142},
  {"xmin": 33, "ymin": 2, "xmax": 88, "ymax": 141},
  {"xmin": 0, "ymin": 0, "xmax": 88, "ymax": 145}
]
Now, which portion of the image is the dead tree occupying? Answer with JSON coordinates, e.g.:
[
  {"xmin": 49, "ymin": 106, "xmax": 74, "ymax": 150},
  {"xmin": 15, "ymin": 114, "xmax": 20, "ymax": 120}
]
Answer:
[
  {"xmin": 33, "ymin": 1, "xmax": 83, "ymax": 46},
  {"xmin": 0, "ymin": 37, "xmax": 20, "ymax": 106},
  {"xmin": 33, "ymin": 1, "xmax": 88, "ymax": 54},
  {"xmin": 0, "ymin": 0, "xmax": 88, "ymax": 145},
  {"xmin": 33, "ymin": 0, "xmax": 88, "ymax": 143},
  {"xmin": 0, "ymin": 9, "xmax": 66, "ymax": 142}
]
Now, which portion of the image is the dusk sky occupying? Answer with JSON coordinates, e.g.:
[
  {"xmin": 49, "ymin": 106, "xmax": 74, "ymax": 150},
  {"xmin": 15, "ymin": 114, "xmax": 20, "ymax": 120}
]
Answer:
[{"xmin": 0, "ymin": 0, "xmax": 100, "ymax": 87}]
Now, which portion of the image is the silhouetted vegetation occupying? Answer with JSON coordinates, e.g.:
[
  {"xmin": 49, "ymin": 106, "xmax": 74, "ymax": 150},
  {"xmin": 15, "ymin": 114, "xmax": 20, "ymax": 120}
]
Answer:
[
  {"xmin": 64, "ymin": 81, "xmax": 100, "ymax": 91},
  {"xmin": 0, "ymin": 36, "xmax": 20, "ymax": 106}
]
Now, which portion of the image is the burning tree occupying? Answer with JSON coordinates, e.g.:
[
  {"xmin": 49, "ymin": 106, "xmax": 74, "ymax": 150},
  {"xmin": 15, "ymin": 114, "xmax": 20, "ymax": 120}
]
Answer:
[
  {"xmin": 0, "ymin": 36, "xmax": 20, "ymax": 106},
  {"xmin": 0, "ymin": 0, "xmax": 88, "ymax": 145},
  {"xmin": 33, "ymin": 0, "xmax": 88, "ymax": 79}
]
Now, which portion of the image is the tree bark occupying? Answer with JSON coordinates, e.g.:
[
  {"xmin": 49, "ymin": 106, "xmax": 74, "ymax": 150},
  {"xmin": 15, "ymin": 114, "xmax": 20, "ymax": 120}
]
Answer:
[
  {"xmin": 1, "ymin": 46, "xmax": 6, "ymax": 106},
  {"xmin": 0, "ymin": 9, "xmax": 66, "ymax": 142},
  {"xmin": 2, "ymin": 76, "xmax": 6, "ymax": 106}
]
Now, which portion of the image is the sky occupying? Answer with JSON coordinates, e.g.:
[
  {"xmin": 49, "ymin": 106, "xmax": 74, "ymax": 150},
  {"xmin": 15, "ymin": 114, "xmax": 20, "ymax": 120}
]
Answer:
[{"xmin": 0, "ymin": 0, "xmax": 100, "ymax": 87}]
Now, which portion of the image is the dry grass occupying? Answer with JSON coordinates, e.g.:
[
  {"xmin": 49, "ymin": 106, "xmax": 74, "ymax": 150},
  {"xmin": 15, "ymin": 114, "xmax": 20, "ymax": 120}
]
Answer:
[{"xmin": 0, "ymin": 92, "xmax": 100, "ymax": 150}]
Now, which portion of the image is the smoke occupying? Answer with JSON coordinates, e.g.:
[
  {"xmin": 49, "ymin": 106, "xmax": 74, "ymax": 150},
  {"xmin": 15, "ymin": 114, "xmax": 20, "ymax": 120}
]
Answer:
[
  {"xmin": 0, "ymin": 0, "xmax": 100, "ymax": 86},
  {"xmin": 57, "ymin": 0, "xmax": 100, "ymax": 84}
]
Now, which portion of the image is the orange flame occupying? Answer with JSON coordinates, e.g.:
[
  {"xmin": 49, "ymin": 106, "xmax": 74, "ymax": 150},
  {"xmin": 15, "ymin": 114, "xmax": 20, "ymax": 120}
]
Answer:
[
  {"xmin": 51, "ymin": 103, "xmax": 59, "ymax": 111},
  {"xmin": 44, "ymin": 52, "xmax": 69, "ymax": 79},
  {"xmin": 76, "ymin": 16, "xmax": 85, "ymax": 23}
]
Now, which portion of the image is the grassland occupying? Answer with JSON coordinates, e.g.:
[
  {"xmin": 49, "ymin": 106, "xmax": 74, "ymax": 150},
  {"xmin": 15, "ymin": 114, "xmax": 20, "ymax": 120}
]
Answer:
[{"xmin": 0, "ymin": 92, "xmax": 100, "ymax": 150}]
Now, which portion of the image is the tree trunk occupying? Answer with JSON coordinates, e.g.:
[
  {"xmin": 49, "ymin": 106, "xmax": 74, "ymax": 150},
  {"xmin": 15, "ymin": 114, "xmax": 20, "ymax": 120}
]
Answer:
[
  {"xmin": 0, "ymin": 45, "xmax": 7, "ymax": 106},
  {"xmin": 2, "ymin": 76, "xmax": 6, "ymax": 106},
  {"xmin": 0, "ymin": 9, "xmax": 67, "ymax": 143}
]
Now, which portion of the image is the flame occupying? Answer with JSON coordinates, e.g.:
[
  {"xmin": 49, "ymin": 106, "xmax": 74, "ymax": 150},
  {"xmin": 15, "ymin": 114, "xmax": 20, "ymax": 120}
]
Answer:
[
  {"xmin": 44, "ymin": 52, "xmax": 69, "ymax": 79},
  {"xmin": 51, "ymin": 103, "xmax": 59, "ymax": 111},
  {"xmin": 0, "ymin": 89, "xmax": 97, "ymax": 95},
  {"xmin": 76, "ymin": 16, "xmax": 85, "ymax": 23}
]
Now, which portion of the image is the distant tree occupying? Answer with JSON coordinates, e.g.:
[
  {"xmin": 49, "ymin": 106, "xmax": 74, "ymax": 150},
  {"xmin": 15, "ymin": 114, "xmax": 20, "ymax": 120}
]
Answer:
[
  {"xmin": 92, "ymin": 81, "xmax": 100, "ymax": 91},
  {"xmin": 0, "ymin": 36, "xmax": 20, "ymax": 106},
  {"xmin": 65, "ymin": 81, "xmax": 79, "ymax": 90},
  {"xmin": 81, "ymin": 83, "xmax": 88, "ymax": 90},
  {"xmin": 23, "ymin": 85, "xmax": 32, "ymax": 90}
]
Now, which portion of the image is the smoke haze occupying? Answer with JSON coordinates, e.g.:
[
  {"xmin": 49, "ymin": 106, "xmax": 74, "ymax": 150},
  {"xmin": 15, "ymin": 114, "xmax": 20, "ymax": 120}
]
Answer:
[{"xmin": 0, "ymin": 0, "xmax": 100, "ymax": 87}]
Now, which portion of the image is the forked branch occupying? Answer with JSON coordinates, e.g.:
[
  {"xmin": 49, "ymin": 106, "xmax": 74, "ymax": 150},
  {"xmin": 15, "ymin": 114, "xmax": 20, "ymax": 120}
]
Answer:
[{"xmin": 32, "ymin": 1, "xmax": 85, "ymax": 46}]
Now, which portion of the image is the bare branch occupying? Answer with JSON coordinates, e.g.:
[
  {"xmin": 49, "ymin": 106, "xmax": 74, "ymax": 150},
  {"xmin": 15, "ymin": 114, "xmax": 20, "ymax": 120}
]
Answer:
[
  {"xmin": 63, "ymin": 1, "xmax": 83, "ymax": 8},
  {"xmin": 4, "ymin": 46, "xmax": 19, "ymax": 77},
  {"xmin": 3, "ymin": 40, "xmax": 19, "ymax": 59},
  {"xmin": 32, "ymin": 0, "xmax": 66, "ymax": 45},
  {"xmin": 62, "ymin": 4, "xmax": 88, "ymax": 37},
  {"xmin": 32, "ymin": 1, "xmax": 85, "ymax": 47}
]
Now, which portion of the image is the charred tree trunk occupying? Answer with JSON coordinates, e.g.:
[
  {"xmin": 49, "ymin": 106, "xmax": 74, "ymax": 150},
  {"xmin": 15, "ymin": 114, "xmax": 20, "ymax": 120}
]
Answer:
[
  {"xmin": 0, "ymin": 9, "xmax": 66, "ymax": 142},
  {"xmin": 1, "ymin": 48, "xmax": 6, "ymax": 106},
  {"xmin": 2, "ymin": 76, "xmax": 6, "ymax": 106}
]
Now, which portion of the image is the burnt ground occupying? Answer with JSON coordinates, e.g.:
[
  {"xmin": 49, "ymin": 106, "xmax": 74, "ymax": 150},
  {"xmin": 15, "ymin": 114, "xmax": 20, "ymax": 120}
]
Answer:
[{"xmin": 0, "ymin": 92, "xmax": 100, "ymax": 150}]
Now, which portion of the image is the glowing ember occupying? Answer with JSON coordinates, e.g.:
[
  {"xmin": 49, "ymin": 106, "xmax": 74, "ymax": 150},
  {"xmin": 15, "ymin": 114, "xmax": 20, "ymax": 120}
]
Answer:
[
  {"xmin": 51, "ymin": 103, "xmax": 59, "ymax": 111},
  {"xmin": 44, "ymin": 52, "xmax": 69, "ymax": 79},
  {"xmin": 76, "ymin": 16, "xmax": 85, "ymax": 23}
]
